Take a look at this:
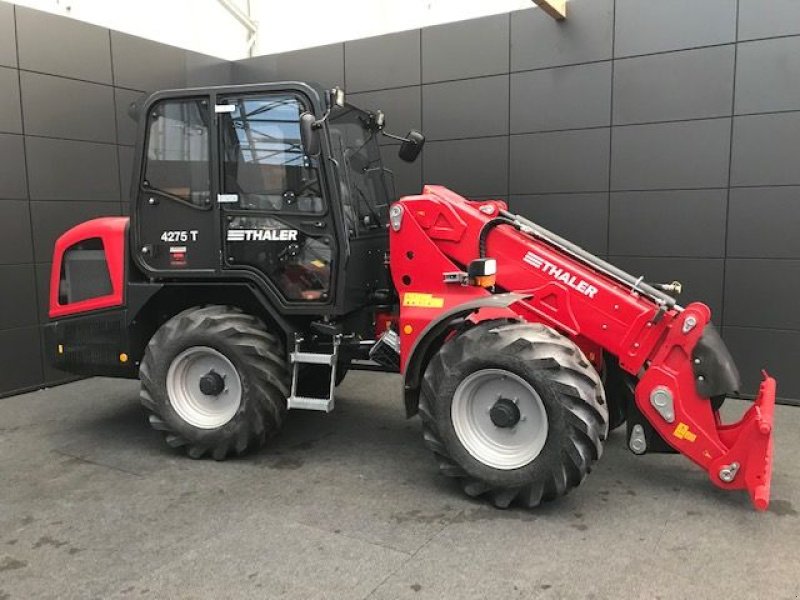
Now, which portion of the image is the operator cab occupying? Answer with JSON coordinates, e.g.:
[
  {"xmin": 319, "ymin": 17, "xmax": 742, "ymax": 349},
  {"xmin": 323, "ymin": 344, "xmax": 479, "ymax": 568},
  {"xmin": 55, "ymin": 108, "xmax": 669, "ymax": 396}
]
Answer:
[{"xmin": 131, "ymin": 82, "xmax": 423, "ymax": 320}]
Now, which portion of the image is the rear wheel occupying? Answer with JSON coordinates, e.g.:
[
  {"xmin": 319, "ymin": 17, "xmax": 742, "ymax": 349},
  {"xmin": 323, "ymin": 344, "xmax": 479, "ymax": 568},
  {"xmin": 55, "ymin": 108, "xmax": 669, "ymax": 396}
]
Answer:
[
  {"xmin": 420, "ymin": 321, "xmax": 608, "ymax": 508},
  {"xmin": 139, "ymin": 306, "xmax": 289, "ymax": 460}
]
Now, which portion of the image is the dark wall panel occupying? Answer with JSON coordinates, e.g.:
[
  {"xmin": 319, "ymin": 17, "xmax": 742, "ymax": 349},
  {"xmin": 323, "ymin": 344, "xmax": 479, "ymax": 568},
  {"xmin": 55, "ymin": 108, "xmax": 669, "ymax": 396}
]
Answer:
[
  {"xmin": 509, "ymin": 193, "xmax": 608, "ymax": 255},
  {"xmin": 345, "ymin": 30, "xmax": 419, "ymax": 92},
  {"xmin": 111, "ymin": 31, "xmax": 187, "ymax": 90},
  {"xmin": 0, "ymin": 326, "xmax": 43, "ymax": 393},
  {"xmin": 118, "ymin": 145, "xmax": 135, "ymax": 203},
  {"xmin": 511, "ymin": 0, "xmax": 613, "ymax": 70},
  {"xmin": 0, "ymin": 2, "xmax": 16, "ymax": 68},
  {"xmin": 422, "ymin": 75, "xmax": 508, "ymax": 140},
  {"xmin": 724, "ymin": 327, "xmax": 800, "ymax": 401},
  {"xmin": 611, "ymin": 119, "xmax": 730, "ymax": 190},
  {"xmin": 16, "ymin": 7, "xmax": 112, "ymax": 84},
  {"xmin": 0, "ymin": 66, "xmax": 22, "ymax": 134},
  {"xmin": 738, "ymin": 0, "xmax": 800, "ymax": 41},
  {"xmin": 236, "ymin": 43, "xmax": 344, "ymax": 89},
  {"xmin": 728, "ymin": 187, "xmax": 800, "ymax": 259},
  {"xmin": 724, "ymin": 260, "xmax": 800, "ymax": 330},
  {"xmin": 0, "ymin": 133, "xmax": 27, "ymax": 199},
  {"xmin": 510, "ymin": 128, "xmax": 610, "ymax": 194},
  {"xmin": 511, "ymin": 62, "xmax": 611, "ymax": 133},
  {"xmin": 0, "ymin": 264, "xmax": 37, "ymax": 329},
  {"xmin": 424, "ymin": 137, "xmax": 508, "ymax": 197},
  {"xmin": 731, "ymin": 113, "xmax": 800, "ymax": 187},
  {"xmin": 26, "ymin": 137, "xmax": 119, "ymax": 202},
  {"xmin": 20, "ymin": 71, "xmax": 116, "ymax": 143},
  {"xmin": 613, "ymin": 46, "xmax": 735, "ymax": 125},
  {"xmin": 614, "ymin": 0, "xmax": 736, "ymax": 57},
  {"xmin": 0, "ymin": 201, "xmax": 33, "ymax": 264},
  {"xmin": 609, "ymin": 189, "xmax": 727, "ymax": 257},
  {"xmin": 735, "ymin": 37, "xmax": 800, "ymax": 115},
  {"xmin": 422, "ymin": 14, "xmax": 508, "ymax": 82}
]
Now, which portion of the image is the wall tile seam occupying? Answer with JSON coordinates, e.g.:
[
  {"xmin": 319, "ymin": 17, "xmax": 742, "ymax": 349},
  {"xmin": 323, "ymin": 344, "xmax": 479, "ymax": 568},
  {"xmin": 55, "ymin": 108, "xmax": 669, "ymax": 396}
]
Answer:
[
  {"xmin": 0, "ymin": 322, "xmax": 42, "ymax": 335},
  {"xmin": 15, "ymin": 66, "xmax": 118, "ymax": 89},
  {"xmin": 605, "ymin": 0, "xmax": 616, "ymax": 258},
  {"xmin": 604, "ymin": 254, "xmax": 783, "ymax": 260},
  {"xmin": 18, "ymin": 133, "xmax": 125, "ymax": 148},
  {"xmin": 722, "ymin": 323, "xmax": 800, "ymax": 335},
  {"xmin": 719, "ymin": 0, "xmax": 741, "ymax": 332},
  {"xmin": 730, "ymin": 182, "xmax": 800, "ymax": 190},
  {"xmin": 736, "ymin": 31, "xmax": 800, "ymax": 45},
  {"xmin": 733, "ymin": 108, "xmax": 800, "ymax": 119},
  {"xmin": 613, "ymin": 40, "xmax": 739, "ymax": 61},
  {"xmin": 0, "ymin": 320, "xmax": 41, "ymax": 334},
  {"xmin": 29, "ymin": 200, "xmax": 123, "ymax": 205},
  {"xmin": 509, "ymin": 184, "xmax": 800, "ymax": 195}
]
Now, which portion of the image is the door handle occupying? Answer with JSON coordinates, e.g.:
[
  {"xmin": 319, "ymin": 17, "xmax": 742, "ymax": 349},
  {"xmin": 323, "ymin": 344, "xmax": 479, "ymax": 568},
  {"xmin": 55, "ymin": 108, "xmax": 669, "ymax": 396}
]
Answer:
[{"xmin": 300, "ymin": 220, "xmax": 326, "ymax": 229}]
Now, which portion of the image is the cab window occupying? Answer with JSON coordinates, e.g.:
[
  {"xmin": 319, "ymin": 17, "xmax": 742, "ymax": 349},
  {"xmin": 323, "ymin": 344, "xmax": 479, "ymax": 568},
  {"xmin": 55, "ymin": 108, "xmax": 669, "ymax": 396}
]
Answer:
[
  {"xmin": 220, "ymin": 94, "xmax": 323, "ymax": 213},
  {"xmin": 143, "ymin": 99, "xmax": 210, "ymax": 207}
]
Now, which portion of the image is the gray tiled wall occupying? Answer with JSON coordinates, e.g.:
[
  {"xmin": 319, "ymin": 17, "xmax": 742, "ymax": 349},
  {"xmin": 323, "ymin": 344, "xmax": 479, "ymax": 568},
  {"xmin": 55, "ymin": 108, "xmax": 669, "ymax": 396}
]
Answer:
[
  {"xmin": 2, "ymin": 0, "xmax": 800, "ymax": 403},
  {"xmin": 233, "ymin": 0, "xmax": 800, "ymax": 402},
  {"xmin": 0, "ymin": 2, "xmax": 231, "ymax": 395}
]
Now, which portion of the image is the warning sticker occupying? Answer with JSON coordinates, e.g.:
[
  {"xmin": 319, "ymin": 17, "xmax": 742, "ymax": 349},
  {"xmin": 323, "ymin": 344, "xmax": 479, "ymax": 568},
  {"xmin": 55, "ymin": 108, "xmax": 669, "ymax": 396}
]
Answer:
[
  {"xmin": 402, "ymin": 293, "xmax": 445, "ymax": 308},
  {"xmin": 673, "ymin": 422, "xmax": 697, "ymax": 442}
]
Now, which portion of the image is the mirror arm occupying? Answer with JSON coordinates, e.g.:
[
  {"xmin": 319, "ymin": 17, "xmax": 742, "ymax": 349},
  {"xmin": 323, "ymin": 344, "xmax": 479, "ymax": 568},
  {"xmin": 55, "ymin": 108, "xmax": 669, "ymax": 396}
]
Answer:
[{"xmin": 379, "ymin": 130, "xmax": 410, "ymax": 143}]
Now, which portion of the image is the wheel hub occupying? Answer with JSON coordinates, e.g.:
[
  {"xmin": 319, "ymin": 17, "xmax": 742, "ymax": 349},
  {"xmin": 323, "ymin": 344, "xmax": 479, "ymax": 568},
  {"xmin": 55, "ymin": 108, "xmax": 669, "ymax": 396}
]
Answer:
[
  {"xmin": 451, "ymin": 368, "xmax": 549, "ymax": 470},
  {"xmin": 166, "ymin": 346, "xmax": 242, "ymax": 429},
  {"xmin": 199, "ymin": 370, "xmax": 225, "ymax": 396},
  {"xmin": 489, "ymin": 398, "xmax": 521, "ymax": 428}
]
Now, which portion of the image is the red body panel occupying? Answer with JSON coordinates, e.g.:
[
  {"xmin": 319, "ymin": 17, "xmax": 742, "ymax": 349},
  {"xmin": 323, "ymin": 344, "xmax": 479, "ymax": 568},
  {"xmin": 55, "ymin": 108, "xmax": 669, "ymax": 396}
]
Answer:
[
  {"xmin": 49, "ymin": 217, "xmax": 129, "ymax": 318},
  {"xmin": 390, "ymin": 186, "xmax": 776, "ymax": 511}
]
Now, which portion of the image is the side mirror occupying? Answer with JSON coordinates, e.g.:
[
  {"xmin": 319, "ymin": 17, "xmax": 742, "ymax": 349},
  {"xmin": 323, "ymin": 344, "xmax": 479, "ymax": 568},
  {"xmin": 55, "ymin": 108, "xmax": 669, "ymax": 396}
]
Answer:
[
  {"xmin": 300, "ymin": 112, "xmax": 320, "ymax": 157},
  {"xmin": 399, "ymin": 130, "xmax": 425, "ymax": 163}
]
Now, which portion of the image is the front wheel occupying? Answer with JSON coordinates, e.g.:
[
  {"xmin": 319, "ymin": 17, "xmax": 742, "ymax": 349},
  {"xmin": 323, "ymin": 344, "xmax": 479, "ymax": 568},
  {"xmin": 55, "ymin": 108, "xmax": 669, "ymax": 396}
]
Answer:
[{"xmin": 420, "ymin": 321, "xmax": 608, "ymax": 508}]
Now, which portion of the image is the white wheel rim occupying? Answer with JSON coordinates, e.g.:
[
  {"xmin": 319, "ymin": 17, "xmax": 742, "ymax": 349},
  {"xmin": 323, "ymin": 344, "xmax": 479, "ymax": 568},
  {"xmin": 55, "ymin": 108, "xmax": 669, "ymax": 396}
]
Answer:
[
  {"xmin": 166, "ymin": 346, "xmax": 242, "ymax": 429},
  {"xmin": 451, "ymin": 368, "xmax": 548, "ymax": 470}
]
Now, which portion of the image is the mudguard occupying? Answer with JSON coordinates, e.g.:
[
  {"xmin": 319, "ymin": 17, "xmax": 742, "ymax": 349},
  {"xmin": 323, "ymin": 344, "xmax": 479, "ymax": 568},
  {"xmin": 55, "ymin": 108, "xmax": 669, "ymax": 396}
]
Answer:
[{"xmin": 402, "ymin": 292, "xmax": 526, "ymax": 417}]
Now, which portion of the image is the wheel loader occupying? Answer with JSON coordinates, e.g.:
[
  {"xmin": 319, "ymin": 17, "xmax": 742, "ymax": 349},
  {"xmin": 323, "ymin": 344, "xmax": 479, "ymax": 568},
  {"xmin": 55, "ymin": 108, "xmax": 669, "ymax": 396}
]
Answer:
[{"xmin": 46, "ymin": 81, "xmax": 775, "ymax": 510}]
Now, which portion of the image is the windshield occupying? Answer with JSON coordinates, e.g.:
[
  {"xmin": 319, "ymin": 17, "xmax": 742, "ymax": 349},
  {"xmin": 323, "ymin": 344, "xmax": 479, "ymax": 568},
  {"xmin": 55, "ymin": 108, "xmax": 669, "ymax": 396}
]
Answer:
[{"xmin": 327, "ymin": 105, "xmax": 394, "ymax": 235}]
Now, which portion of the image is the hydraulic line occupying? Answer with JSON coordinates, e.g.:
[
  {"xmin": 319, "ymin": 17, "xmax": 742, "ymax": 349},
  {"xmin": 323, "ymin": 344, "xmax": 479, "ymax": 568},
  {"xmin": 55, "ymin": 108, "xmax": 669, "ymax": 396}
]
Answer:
[{"xmin": 477, "ymin": 207, "xmax": 677, "ymax": 309}]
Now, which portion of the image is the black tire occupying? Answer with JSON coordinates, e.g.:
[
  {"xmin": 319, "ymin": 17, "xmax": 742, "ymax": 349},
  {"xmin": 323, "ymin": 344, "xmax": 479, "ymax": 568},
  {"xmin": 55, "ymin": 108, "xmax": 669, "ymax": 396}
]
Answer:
[
  {"xmin": 420, "ymin": 321, "xmax": 608, "ymax": 508},
  {"xmin": 139, "ymin": 305, "xmax": 289, "ymax": 460},
  {"xmin": 602, "ymin": 353, "xmax": 632, "ymax": 432}
]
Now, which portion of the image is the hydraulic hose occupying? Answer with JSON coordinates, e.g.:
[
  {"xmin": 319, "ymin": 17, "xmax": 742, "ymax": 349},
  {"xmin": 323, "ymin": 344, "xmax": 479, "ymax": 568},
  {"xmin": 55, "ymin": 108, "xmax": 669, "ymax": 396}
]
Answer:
[{"xmin": 478, "ymin": 216, "xmax": 519, "ymax": 258}]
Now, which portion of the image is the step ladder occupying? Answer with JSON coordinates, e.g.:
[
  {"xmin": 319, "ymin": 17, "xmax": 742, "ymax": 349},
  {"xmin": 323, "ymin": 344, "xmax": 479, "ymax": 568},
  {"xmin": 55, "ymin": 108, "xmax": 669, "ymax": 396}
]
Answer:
[{"xmin": 287, "ymin": 333, "xmax": 341, "ymax": 412}]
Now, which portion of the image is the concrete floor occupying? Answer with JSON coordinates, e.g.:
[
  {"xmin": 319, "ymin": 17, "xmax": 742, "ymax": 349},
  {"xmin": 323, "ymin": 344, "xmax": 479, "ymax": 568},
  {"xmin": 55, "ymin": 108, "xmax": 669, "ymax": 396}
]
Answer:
[{"xmin": 0, "ymin": 372, "xmax": 798, "ymax": 600}]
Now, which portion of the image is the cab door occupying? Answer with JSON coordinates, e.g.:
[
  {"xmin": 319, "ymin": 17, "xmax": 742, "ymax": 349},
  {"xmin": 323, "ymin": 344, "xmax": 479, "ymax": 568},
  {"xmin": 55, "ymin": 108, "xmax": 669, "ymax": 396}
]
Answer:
[
  {"xmin": 216, "ymin": 92, "xmax": 337, "ymax": 310},
  {"xmin": 135, "ymin": 96, "xmax": 219, "ymax": 273}
]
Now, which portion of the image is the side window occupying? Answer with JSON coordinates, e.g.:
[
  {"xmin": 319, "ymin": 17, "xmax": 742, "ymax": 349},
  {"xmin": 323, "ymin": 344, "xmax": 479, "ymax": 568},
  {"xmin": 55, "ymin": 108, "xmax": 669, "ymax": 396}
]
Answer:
[
  {"xmin": 144, "ymin": 99, "xmax": 210, "ymax": 207},
  {"xmin": 221, "ymin": 94, "xmax": 323, "ymax": 213}
]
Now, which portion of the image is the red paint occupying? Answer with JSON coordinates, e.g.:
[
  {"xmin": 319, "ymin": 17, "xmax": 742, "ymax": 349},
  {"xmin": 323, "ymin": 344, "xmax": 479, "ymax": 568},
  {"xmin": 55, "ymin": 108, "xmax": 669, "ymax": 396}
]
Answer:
[
  {"xmin": 49, "ymin": 217, "xmax": 129, "ymax": 318},
  {"xmin": 390, "ymin": 186, "xmax": 776, "ymax": 510}
]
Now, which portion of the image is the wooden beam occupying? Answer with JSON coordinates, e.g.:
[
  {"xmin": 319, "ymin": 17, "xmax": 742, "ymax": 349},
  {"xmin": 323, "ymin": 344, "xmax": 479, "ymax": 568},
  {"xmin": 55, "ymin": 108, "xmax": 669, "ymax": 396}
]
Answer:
[{"xmin": 533, "ymin": 0, "xmax": 567, "ymax": 21}]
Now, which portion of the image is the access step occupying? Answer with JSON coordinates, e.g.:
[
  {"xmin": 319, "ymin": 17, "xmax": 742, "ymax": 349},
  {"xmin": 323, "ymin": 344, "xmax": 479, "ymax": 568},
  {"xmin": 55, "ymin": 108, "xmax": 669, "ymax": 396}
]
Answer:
[
  {"xmin": 287, "ymin": 395, "xmax": 334, "ymax": 412},
  {"xmin": 291, "ymin": 351, "xmax": 336, "ymax": 366}
]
